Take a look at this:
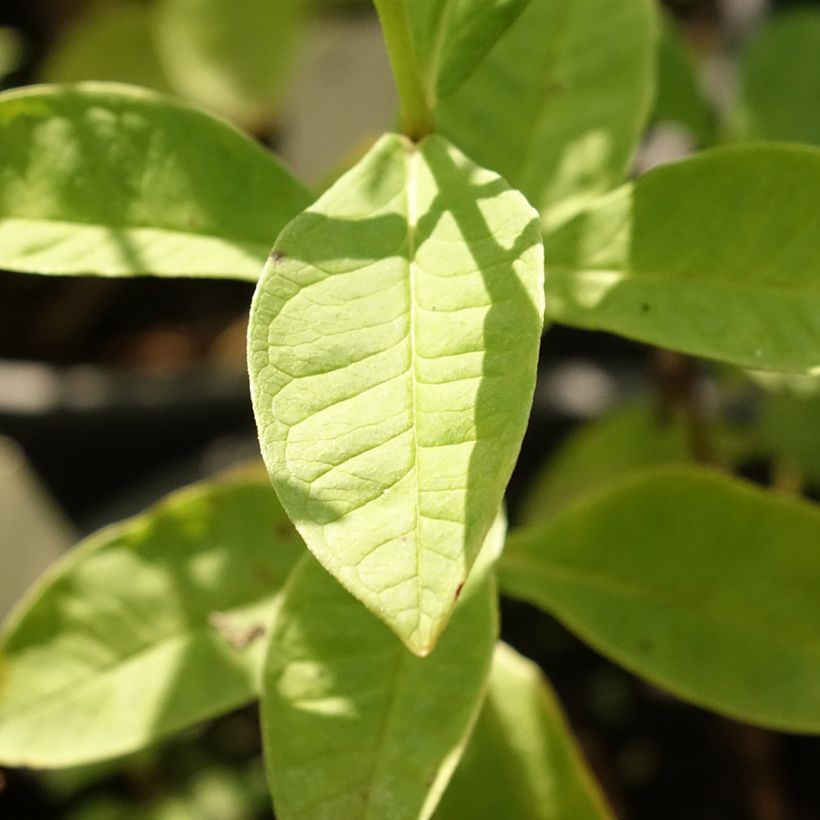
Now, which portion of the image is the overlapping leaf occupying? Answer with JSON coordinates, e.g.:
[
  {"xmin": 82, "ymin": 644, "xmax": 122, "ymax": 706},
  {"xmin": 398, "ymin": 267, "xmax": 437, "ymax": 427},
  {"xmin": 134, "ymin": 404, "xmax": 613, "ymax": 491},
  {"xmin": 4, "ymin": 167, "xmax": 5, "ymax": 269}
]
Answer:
[
  {"xmin": 546, "ymin": 144, "xmax": 820, "ymax": 373},
  {"xmin": 437, "ymin": 0, "xmax": 657, "ymax": 229},
  {"xmin": 261, "ymin": 515, "xmax": 502, "ymax": 820},
  {"xmin": 0, "ymin": 84, "xmax": 310, "ymax": 280},
  {"xmin": 0, "ymin": 478, "xmax": 303, "ymax": 768},
  {"xmin": 435, "ymin": 643, "xmax": 612, "ymax": 820},
  {"xmin": 249, "ymin": 132, "xmax": 543, "ymax": 655},
  {"xmin": 501, "ymin": 468, "xmax": 820, "ymax": 731}
]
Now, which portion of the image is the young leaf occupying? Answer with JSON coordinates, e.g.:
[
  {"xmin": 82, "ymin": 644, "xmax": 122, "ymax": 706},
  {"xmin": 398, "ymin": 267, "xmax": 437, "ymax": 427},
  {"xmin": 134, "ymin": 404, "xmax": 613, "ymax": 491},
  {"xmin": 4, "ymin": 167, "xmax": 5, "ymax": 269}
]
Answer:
[
  {"xmin": 437, "ymin": 0, "xmax": 657, "ymax": 230},
  {"xmin": 39, "ymin": 1, "xmax": 171, "ymax": 92},
  {"xmin": 409, "ymin": 0, "xmax": 531, "ymax": 104},
  {"xmin": 434, "ymin": 643, "xmax": 612, "ymax": 820},
  {"xmin": 260, "ymin": 517, "xmax": 501, "ymax": 820},
  {"xmin": 0, "ymin": 477, "xmax": 303, "ymax": 768},
  {"xmin": 0, "ymin": 84, "xmax": 311, "ymax": 280},
  {"xmin": 248, "ymin": 132, "xmax": 544, "ymax": 655},
  {"xmin": 154, "ymin": 0, "xmax": 303, "ymax": 130},
  {"xmin": 546, "ymin": 144, "xmax": 820, "ymax": 374},
  {"xmin": 522, "ymin": 399, "xmax": 691, "ymax": 524},
  {"xmin": 501, "ymin": 467, "xmax": 820, "ymax": 732},
  {"xmin": 736, "ymin": 8, "xmax": 820, "ymax": 145}
]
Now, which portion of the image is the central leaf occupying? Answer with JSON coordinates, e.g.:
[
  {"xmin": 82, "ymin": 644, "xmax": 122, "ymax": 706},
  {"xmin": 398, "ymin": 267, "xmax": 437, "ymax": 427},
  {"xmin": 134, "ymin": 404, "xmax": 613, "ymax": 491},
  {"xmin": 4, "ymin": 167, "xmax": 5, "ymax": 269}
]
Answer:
[{"xmin": 249, "ymin": 133, "xmax": 543, "ymax": 655}]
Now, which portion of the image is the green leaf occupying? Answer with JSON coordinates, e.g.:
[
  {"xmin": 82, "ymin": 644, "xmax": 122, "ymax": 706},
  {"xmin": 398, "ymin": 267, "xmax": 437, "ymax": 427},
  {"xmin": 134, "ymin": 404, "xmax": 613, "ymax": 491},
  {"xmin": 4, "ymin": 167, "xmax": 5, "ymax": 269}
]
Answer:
[
  {"xmin": 0, "ymin": 477, "xmax": 303, "ymax": 768},
  {"xmin": 501, "ymin": 467, "xmax": 820, "ymax": 732},
  {"xmin": 409, "ymin": 0, "xmax": 531, "ymax": 104},
  {"xmin": 653, "ymin": 14, "xmax": 711, "ymax": 145},
  {"xmin": 0, "ymin": 84, "xmax": 311, "ymax": 280},
  {"xmin": 39, "ymin": 1, "xmax": 171, "ymax": 92},
  {"xmin": 154, "ymin": 0, "xmax": 303, "ymax": 130},
  {"xmin": 437, "ymin": 0, "xmax": 657, "ymax": 230},
  {"xmin": 248, "ymin": 132, "xmax": 544, "ymax": 655},
  {"xmin": 546, "ymin": 144, "xmax": 820, "ymax": 373},
  {"xmin": 522, "ymin": 399, "xmax": 691, "ymax": 524},
  {"xmin": 0, "ymin": 27, "xmax": 23, "ymax": 83},
  {"xmin": 737, "ymin": 8, "xmax": 820, "ymax": 145},
  {"xmin": 434, "ymin": 643, "xmax": 612, "ymax": 820},
  {"xmin": 260, "ymin": 517, "xmax": 501, "ymax": 820}
]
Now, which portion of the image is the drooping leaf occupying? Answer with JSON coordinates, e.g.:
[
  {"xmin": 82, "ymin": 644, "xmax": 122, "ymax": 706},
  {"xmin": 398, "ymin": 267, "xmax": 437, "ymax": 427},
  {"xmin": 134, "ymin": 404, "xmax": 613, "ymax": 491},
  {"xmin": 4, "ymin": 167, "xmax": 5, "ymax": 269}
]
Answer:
[
  {"xmin": 260, "ymin": 514, "xmax": 502, "ymax": 820},
  {"xmin": 653, "ymin": 14, "xmax": 711, "ymax": 145},
  {"xmin": 736, "ymin": 8, "xmax": 820, "ymax": 145},
  {"xmin": 409, "ymin": 0, "xmax": 531, "ymax": 104},
  {"xmin": 522, "ymin": 399, "xmax": 691, "ymax": 524},
  {"xmin": 0, "ymin": 477, "xmax": 303, "ymax": 768},
  {"xmin": 154, "ymin": 0, "xmax": 303, "ymax": 130},
  {"xmin": 39, "ymin": 1, "xmax": 171, "ymax": 92},
  {"xmin": 0, "ymin": 84, "xmax": 311, "ymax": 280},
  {"xmin": 501, "ymin": 467, "xmax": 820, "ymax": 732},
  {"xmin": 434, "ymin": 643, "xmax": 612, "ymax": 820},
  {"xmin": 248, "ymin": 132, "xmax": 544, "ymax": 655},
  {"xmin": 437, "ymin": 0, "xmax": 657, "ymax": 230},
  {"xmin": 546, "ymin": 144, "xmax": 820, "ymax": 373}
]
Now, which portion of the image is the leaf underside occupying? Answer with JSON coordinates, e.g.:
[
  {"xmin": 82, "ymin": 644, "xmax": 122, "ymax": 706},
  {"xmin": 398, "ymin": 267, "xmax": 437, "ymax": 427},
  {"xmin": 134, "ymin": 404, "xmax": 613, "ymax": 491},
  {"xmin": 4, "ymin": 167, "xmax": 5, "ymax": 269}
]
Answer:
[{"xmin": 249, "ymin": 132, "xmax": 544, "ymax": 655}]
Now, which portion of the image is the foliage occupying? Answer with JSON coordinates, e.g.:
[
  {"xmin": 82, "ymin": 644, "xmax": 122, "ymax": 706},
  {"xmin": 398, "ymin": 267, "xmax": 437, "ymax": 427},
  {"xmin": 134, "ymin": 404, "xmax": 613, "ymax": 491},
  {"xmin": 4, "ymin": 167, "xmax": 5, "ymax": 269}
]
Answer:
[{"xmin": 2, "ymin": 2, "xmax": 820, "ymax": 818}]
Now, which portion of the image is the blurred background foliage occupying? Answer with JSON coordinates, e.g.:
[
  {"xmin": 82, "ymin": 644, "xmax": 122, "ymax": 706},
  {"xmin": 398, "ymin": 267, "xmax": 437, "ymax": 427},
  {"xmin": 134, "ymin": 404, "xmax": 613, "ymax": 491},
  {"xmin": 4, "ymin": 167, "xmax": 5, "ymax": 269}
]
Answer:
[{"xmin": 3, "ymin": 0, "xmax": 820, "ymax": 818}]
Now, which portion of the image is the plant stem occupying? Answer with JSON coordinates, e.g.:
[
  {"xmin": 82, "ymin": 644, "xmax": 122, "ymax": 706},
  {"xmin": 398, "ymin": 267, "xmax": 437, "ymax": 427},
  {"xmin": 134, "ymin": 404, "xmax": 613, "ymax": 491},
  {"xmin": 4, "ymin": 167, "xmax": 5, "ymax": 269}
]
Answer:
[{"xmin": 373, "ymin": 0, "xmax": 434, "ymax": 141}]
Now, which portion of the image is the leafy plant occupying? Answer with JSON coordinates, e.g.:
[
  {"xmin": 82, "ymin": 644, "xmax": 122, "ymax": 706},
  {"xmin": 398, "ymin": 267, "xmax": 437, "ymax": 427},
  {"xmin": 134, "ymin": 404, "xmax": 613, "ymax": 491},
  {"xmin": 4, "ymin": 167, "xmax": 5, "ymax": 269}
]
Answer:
[{"xmin": 3, "ymin": 2, "xmax": 820, "ymax": 817}]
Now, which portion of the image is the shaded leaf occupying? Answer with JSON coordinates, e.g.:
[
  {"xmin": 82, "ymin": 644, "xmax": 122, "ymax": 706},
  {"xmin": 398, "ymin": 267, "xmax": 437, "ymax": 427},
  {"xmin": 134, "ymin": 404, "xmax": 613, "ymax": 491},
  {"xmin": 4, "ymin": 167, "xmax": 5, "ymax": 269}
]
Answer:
[
  {"xmin": 546, "ymin": 144, "xmax": 820, "ymax": 373},
  {"xmin": 437, "ymin": 0, "xmax": 657, "ymax": 229},
  {"xmin": 261, "ymin": 515, "xmax": 502, "ymax": 820},
  {"xmin": 0, "ymin": 477, "xmax": 303, "ymax": 768},
  {"xmin": 501, "ymin": 467, "xmax": 820, "ymax": 732},
  {"xmin": 154, "ymin": 0, "xmax": 303, "ymax": 129},
  {"xmin": 249, "ymin": 132, "xmax": 543, "ymax": 655},
  {"xmin": 39, "ymin": 1, "xmax": 171, "ymax": 92},
  {"xmin": 0, "ymin": 84, "xmax": 311, "ymax": 280},
  {"xmin": 435, "ymin": 643, "xmax": 612, "ymax": 820},
  {"xmin": 737, "ymin": 8, "xmax": 820, "ymax": 145},
  {"xmin": 409, "ymin": 0, "xmax": 531, "ymax": 103}
]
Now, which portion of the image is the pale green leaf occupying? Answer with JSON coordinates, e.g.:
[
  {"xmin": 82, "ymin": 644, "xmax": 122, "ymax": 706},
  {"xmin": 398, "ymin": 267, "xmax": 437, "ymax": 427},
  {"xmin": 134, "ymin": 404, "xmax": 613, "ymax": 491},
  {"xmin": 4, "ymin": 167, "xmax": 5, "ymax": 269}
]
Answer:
[
  {"xmin": 409, "ymin": 0, "xmax": 531, "ymax": 104},
  {"xmin": 39, "ymin": 1, "xmax": 171, "ymax": 92},
  {"xmin": 737, "ymin": 9, "xmax": 820, "ymax": 145},
  {"xmin": 546, "ymin": 144, "xmax": 820, "ymax": 374},
  {"xmin": 522, "ymin": 399, "xmax": 691, "ymax": 523},
  {"xmin": 435, "ymin": 643, "xmax": 612, "ymax": 820},
  {"xmin": 437, "ymin": 0, "xmax": 657, "ymax": 230},
  {"xmin": 0, "ymin": 84, "xmax": 311, "ymax": 280},
  {"xmin": 501, "ymin": 467, "xmax": 820, "ymax": 732},
  {"xmin": 0, "ymin": 477, "xmax": 303, "ymax": 768},
  {"xmin": 154, "ymin": 0, "xmax": 303, "ymax": 130},
  {"xmin": 248, "ymin": 132, "xmax": 544, "ymax": 655},
  {"xmin": 260, "ymin": 518, "xmax": 501, "ymax": 820}
]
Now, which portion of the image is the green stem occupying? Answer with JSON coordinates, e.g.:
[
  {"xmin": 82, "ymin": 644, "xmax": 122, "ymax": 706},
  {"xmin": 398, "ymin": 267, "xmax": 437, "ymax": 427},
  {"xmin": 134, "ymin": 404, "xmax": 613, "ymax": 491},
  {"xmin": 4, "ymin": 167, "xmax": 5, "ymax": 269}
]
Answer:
[{"xmin": 373, "ymin": 0, "xmax": 434, "ymax": 141}]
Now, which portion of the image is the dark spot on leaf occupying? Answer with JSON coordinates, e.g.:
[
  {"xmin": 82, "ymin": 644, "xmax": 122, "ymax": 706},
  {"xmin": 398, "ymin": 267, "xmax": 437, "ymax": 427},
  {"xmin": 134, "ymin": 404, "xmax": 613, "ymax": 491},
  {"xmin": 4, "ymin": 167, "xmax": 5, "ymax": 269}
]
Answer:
[
  {"xmin": 638, "ymin": 638, "xmax": 653, "ymax": 653},
  {"xmin": 454, "ymin": 582, "xmax": 465, "ymax": 601},
  {"xmin": 641, "ymin": 303, "xmax": 651, "ymax": 313},
  {"xmin": 209, "ymin": 612, "xmax": 267, "ymax": 650},
  {"xmin": 270, "ymin": 250, "xmax": 286, "ymax": 263}
]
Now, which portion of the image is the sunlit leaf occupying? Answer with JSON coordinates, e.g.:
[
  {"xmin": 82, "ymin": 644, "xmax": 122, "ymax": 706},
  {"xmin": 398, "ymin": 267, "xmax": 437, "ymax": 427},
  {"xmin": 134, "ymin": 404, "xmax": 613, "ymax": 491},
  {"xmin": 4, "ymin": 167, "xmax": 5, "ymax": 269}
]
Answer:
[
  {"xmin": 546, "ymin": 144, "xmax": 820, "ymax": 373},
  {"xmin": 249, "ymin": 132, "xmax": 543, "ymax": 655},
  {"xmin": 0, "ymin": 478, "xmax": 303, "ymax": 768},
  {"xmin": 0, "ymin": 84, "xmax": 311, "ymax": 280},
  {"xmin": 437, "ymin": 0, "xmax": 657, "ymax": 230}
]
